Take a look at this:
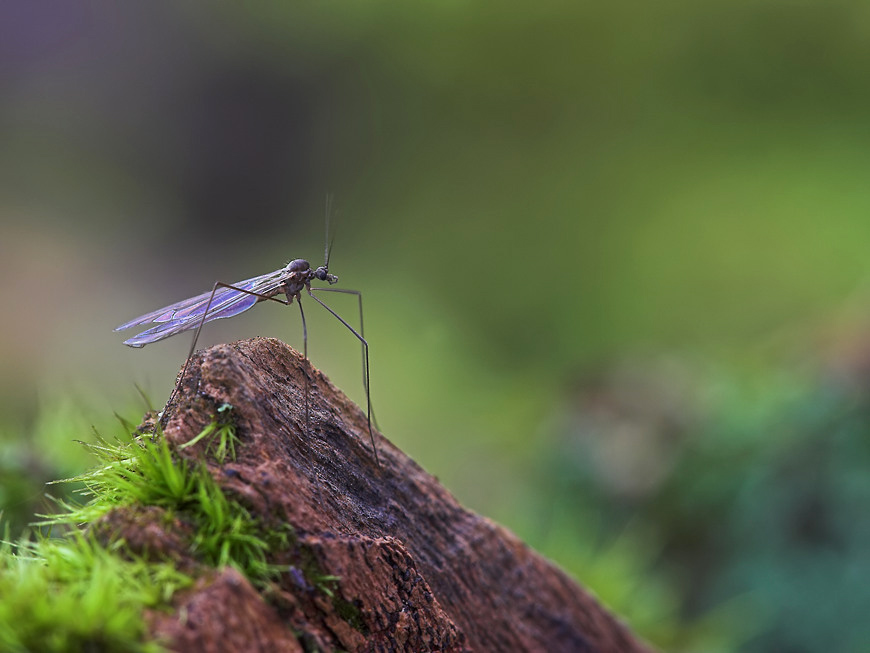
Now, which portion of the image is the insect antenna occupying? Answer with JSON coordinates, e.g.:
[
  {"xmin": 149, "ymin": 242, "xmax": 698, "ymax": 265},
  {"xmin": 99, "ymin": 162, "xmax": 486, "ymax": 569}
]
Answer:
[{"xmin": 324, "ymin": 193, "xmax": 336, "ymax": 269}]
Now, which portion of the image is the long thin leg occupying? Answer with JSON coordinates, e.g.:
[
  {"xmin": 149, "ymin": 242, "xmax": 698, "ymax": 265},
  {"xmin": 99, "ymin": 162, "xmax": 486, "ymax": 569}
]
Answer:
[
  {"xmin": 162, "ymin": 281, "xmax": 290, "ymax": 426},
  {"xmin": 311, "ymin": 287, "xmax": 380, "ymax": 430},
  {"xmin": 306, "ymin": 290, "xmax": 379, "ymax": 467},
  {"xmin": 310, "ymin": 288, "xmax": 365, "ymax": 391},
  {"xmin": 297, "ymin": 296, "xmax": 308, "ymax": 359},
  {"xmin": 298, "ymin": 297, "xmax": 310, "ymax": 436}
]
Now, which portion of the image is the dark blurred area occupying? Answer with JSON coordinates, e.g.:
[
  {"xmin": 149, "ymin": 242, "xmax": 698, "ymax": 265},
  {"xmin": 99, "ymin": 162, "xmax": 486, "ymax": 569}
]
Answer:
[{"xmin": 3, "ymin": 2, "xmax": 870, "ymax": 651}]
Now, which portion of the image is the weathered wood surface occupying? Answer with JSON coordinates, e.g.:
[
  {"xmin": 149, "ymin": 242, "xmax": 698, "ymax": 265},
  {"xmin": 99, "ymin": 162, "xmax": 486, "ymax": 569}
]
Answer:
[{"xmin": 136, "ymin": 337, "xmax": 651, "ymax": 652}]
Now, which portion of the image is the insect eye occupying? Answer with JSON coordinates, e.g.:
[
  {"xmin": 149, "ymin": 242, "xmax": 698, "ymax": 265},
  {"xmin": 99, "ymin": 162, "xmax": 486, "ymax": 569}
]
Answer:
[{"xmin": 314, "ymin": 267, "xmax": 328, "ymax": 281}]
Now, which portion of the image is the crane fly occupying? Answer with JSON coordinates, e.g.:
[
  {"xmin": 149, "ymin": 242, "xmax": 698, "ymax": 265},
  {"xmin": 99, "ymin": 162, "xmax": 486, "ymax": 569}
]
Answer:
[{"xmin": 114, "ymin": 249, "xmax": 379, "ymax": 466}]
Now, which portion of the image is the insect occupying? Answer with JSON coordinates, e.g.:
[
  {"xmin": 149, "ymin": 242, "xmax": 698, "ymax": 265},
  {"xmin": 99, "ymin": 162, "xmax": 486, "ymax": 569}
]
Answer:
[{"xmin": 114, "ymin": 231, "xmax": 378, "ymax": 466}]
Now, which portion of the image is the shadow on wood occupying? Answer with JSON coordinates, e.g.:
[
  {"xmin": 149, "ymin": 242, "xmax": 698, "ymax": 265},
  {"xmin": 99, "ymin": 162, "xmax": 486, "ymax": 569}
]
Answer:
[{"xmin": 127, "ymin": 337, "xmax": 651, "ymax": 652}]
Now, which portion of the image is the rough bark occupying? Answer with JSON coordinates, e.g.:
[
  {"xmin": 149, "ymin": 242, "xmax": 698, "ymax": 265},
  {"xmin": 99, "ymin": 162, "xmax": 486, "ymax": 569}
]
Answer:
[{"xmin": 130, "ymin": 337, "xmax": 651, "ymax": 653}]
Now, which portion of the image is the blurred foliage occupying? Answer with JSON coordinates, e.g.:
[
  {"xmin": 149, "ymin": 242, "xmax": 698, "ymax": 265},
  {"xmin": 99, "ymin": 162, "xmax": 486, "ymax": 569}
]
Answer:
[
  {"xmin": 0, "ymin": 397, "xmax": 118, "ymax": 539},
  {"xmin": 506, "ymin": 356, "xmax": 870, "ymax": 652}
]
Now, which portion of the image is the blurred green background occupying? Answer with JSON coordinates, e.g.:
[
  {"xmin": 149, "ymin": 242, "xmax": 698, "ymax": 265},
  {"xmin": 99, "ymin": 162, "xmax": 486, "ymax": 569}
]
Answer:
[{"xmin": 4, "ymin": 2, "xmax": 870, "ymax": 651}]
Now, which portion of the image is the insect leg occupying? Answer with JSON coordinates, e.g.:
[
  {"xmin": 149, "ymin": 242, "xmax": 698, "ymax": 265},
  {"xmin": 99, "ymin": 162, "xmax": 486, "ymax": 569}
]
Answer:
[
  {"xmin": 297, "ymin": 296, "xmax": 311, "ymax": 438},
  {"xmin": 163, "ymin": 282, "xmax": 290, "ymax": 426},
  {"xmin": 310, "ymin": 288, "xmax": 366, "ymax": 391},
  {"xmin": 310, "ymin": 287, "xmax": 381, "ymax": 431},
  {"xmin": 306, "ymin": 289, "xmax": 379, "ymax": 467},
  {"xmin": 297, "ymin": 295, "xmax": 308, "ymax": 359}
]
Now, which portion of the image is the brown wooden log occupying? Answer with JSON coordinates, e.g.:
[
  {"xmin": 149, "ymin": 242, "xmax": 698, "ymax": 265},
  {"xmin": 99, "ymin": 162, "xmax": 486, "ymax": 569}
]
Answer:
[{"xmin": 143, "ymin": 337, "xmax": 652, "ymax": 653}]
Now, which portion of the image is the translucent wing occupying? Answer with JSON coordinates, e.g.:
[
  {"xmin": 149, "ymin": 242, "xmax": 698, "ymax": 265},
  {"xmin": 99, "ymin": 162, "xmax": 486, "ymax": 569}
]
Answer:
[{"xmin": 116, "ymin": 267, "xmax": 288, "ymax": 348}]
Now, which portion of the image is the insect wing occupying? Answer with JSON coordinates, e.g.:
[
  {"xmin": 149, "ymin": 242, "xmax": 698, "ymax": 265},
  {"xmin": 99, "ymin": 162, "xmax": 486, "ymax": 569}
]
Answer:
[
  {"xmin": 121, "ymin": 292, "xmax": 262, "ymax": 347},
  {"xmin": 116, "ymin": 267, "xmax": 287, "ymax": 347},
  {"xmin": 115, "ymin": 289, "xmax": 209, "ymax": 331}
]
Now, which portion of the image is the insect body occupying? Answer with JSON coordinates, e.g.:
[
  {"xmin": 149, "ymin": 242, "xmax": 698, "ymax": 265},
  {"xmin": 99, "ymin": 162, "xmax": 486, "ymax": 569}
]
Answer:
[
  {"xmin": 115, "ymin": 257, "xmax": 379, "ymax": 465},
  {"xmin": 116, "ymin": 259, "xmax": 336, "ymax": 347}
]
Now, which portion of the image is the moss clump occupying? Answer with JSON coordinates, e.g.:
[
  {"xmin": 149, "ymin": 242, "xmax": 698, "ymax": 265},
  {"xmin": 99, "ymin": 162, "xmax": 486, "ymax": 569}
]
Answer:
[
  {"xmin": 0, "ymin": 408, "xmax": 292, "ymax": 651},
  {"xmin": 0, "ymin": 533, "xmax": 189, "ymax": 653}
]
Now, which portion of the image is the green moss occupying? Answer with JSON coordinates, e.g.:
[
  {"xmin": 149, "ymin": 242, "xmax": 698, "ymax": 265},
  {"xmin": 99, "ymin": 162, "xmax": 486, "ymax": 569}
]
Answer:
[
  {"xmin": 178, "ymin": 403, "xmax": 240, "ymax": 464},
  {"xmin": 294, "ymin": 551, "xmax": 364, "ymax": 635},
  {"xmin": 0, "ymin": 407, "xmax": 294, "ymax": 650},
  {"xmin": 0, "ymin": 532, "xmax": 188, "ymax": 652},
  {"xmin": 47, "ymin": 415, "xmax": 289, "ymax": 583},
  {"xmin": 332, "ymin": 594, "xmax": 368, "ymax": 635}
]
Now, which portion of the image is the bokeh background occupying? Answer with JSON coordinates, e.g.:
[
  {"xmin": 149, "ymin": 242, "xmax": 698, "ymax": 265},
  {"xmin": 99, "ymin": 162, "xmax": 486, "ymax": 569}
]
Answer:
[{"xmin": 4, "ymin": 3, "xmax": 870, "ymax": 651}]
